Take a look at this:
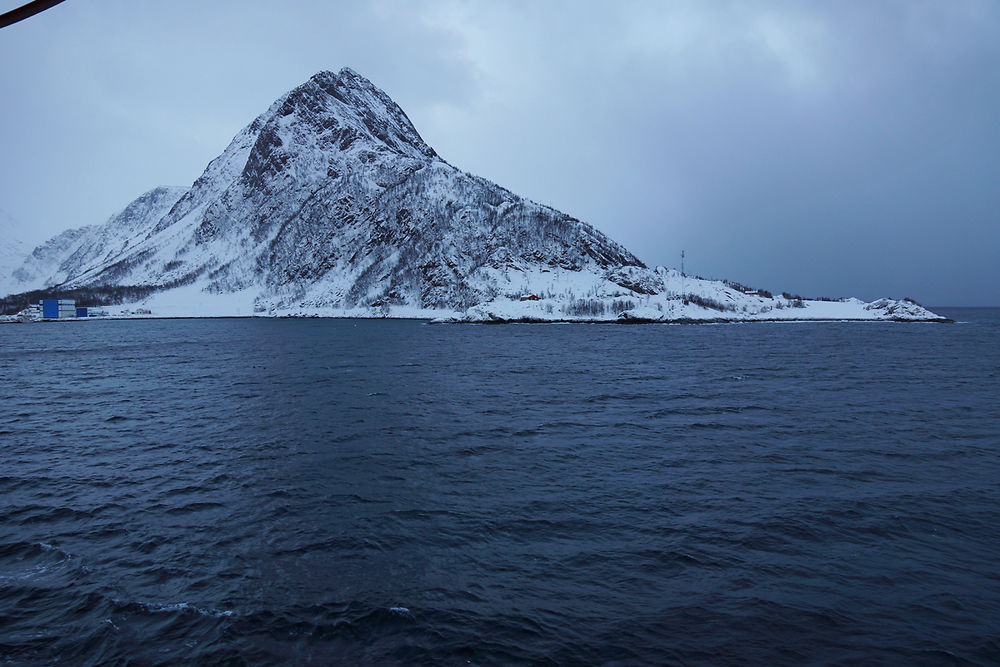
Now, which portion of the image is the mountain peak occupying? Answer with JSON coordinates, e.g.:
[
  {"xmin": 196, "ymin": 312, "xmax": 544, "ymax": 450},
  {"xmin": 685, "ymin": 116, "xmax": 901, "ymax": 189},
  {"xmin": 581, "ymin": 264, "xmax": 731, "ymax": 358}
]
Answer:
[
  {"xmin": 302, "ymin": 67, "xmax": 363, "ymax": 82},
  {"xmin": 269, "ymin": 67, "xmax": 436, "ymax": 161},
  {"xmin": 336, "ymin": 66, "xmax": 364, "ymax": 80},
  {"xmin": 305, "ymin": 68, "xmax": 356, "ymax": 87}
]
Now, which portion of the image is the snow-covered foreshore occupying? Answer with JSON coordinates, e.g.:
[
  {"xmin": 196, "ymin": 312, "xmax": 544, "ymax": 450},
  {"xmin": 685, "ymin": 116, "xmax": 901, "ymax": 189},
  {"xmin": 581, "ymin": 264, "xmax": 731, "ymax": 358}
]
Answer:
[
  {"xmin": 434, "ymin": 299, "xmax": 949, "ymax": 324},
  {"xmin": 62, "ymin": 267, "xmax": 947, "ymax": 323},
  {"xmin": 433, "ymin": 293, "xmax": 948, "ymax": 324}
]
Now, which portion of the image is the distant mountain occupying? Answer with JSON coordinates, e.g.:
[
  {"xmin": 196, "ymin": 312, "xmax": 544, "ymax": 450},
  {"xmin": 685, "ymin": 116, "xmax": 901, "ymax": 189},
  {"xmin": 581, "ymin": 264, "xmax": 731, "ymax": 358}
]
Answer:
[
  {"xmin": 0, "ymin": 209, "xmax": 32, "ymax": 297},
  {"xmin": 1, "ymin": 68, "xmax": 945, "ymax": 322},
  {"xmin": 9, "ymin": 187, "xmax": 187, "ymax": 293}
]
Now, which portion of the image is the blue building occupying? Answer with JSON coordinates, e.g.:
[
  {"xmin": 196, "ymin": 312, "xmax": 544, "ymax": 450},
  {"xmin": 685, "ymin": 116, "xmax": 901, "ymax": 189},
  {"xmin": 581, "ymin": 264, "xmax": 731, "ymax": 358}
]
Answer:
[{"xmin": 40, "ymin": 299, "xmax": 77, "ymax": 319}]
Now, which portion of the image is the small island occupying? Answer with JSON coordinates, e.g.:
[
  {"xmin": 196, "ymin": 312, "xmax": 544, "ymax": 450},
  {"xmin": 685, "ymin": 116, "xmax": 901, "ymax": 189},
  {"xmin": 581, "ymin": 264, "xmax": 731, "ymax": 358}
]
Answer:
[{"xmin": 0, "ymin": 69, "xmax": 945, "ymax": 324}]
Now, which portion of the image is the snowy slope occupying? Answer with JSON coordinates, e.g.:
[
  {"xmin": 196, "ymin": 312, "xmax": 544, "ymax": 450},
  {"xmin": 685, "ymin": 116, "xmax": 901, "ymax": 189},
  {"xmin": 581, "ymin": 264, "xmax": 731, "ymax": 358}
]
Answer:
[
  {"xmin": 6, "ymin": 68, "xmax": 946, "ymax": 323},
  {"xmin": 7, "ymin": 187, "xmax": 187, "ymax": 293},
  {"xmin": 0, "ymin": 209, "xmax": 31, "ymax": 296}
]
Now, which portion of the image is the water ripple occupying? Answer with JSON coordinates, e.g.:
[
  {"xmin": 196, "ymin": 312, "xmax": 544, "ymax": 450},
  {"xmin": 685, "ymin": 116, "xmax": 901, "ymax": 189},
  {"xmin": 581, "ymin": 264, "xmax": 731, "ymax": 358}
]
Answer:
[{"xmin": 1, "ymin": 311, "xmax": 998, "ymax": 664}]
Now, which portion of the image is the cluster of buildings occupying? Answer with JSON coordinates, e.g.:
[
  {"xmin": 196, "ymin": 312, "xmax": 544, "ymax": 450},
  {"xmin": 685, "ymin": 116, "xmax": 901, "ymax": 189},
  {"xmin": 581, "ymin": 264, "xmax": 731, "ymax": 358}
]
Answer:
[{"xmin": 8, "ymin": 299, "xmax": 109, "ymax": 322}]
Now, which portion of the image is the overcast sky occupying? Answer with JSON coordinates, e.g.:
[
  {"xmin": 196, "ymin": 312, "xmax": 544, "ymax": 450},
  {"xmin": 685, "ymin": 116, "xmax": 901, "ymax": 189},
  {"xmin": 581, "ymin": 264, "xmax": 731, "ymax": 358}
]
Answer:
[{"xmin": 1, "ymin": 0, "xmax": 997, "ymax": 305}]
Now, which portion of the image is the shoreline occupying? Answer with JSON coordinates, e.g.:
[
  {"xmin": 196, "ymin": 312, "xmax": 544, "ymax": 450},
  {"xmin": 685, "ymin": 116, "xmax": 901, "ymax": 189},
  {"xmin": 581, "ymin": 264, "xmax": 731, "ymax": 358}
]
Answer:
[{"xmin": 3, "ymin": 314, "xmax": 955, "ymax": 325}]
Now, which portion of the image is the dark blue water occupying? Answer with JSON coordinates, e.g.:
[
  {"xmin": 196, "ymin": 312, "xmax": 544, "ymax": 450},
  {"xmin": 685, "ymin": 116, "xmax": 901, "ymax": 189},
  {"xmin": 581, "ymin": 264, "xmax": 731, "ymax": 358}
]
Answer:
[{"xmin": 2, "ymin": 310, "xmax": 999, "ymax": 665}]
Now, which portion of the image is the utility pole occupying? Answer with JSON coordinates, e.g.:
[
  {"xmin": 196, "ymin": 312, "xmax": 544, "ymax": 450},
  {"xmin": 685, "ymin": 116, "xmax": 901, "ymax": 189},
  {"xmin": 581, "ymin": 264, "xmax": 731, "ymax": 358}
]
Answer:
[{"xmin": 680, "ymin": 250, "xmax": 685, "ymax": 303}]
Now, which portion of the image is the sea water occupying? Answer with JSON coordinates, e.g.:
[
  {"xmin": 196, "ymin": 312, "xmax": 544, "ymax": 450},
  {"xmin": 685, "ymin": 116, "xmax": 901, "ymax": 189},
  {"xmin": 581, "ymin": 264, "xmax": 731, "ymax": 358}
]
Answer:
[{"xmin": 1, "ymin": 310, "xmax": 998, "ymax": 664}]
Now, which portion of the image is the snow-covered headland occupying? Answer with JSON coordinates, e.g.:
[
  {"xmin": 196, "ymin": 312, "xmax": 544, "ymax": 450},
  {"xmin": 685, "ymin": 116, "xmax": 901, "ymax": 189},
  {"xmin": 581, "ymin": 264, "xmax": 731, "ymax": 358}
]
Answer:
[
  {"xmin": 433, "ymin": 268, "xmax": 946, "ymax": 323},
  {"xmin": 1, "ymin": 68, "xmax": 946, "ymax": 324}
]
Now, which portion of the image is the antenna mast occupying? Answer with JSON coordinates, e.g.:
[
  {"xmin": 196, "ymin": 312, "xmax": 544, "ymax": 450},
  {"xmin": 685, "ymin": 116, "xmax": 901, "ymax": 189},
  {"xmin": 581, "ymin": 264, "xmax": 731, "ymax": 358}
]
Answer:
[{"xmin": 680, "ymin": 249, "xmax": 686, "ymax": 303}]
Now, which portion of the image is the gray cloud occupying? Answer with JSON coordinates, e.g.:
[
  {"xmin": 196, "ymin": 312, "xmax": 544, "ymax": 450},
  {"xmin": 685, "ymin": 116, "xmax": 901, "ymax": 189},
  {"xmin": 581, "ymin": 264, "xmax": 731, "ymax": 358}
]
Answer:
[{"xmin": 1, "ymin": 0, "xmax": 997, "ymax": 304}]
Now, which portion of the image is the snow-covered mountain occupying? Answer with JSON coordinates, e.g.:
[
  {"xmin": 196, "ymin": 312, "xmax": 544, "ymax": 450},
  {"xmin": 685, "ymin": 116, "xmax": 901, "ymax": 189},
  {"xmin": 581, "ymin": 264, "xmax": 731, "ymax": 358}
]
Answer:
[{"xmin": 2, "ymin": 68, "xmax": 945, "ymax": 322}]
